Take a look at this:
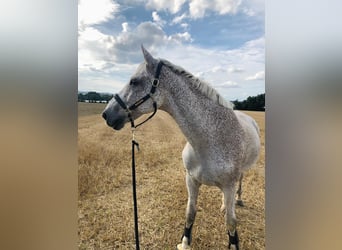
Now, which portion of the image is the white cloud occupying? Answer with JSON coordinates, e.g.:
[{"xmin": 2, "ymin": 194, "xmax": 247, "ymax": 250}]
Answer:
[
  {"xmin": 189, "ymin": 0, "xmax": 241, "ymax": 19},
  {"xmin": 211, "ymin": 66, "xmax": 226, "ymax": 73},
  {"xmin": 78, "ymin": 23, "xmax": 188, "ymax": 92},
  {"xmin": 79, "ymin": 27, "xmax": 106, "ymax": 42},
  {"xmin": 180, "ymin": 23, "xmax": 189, "ymax": 29},
  {"xmin": 78, "ymin": 26, "xmax": 114, "ymax": 74},
  {"xmin": 228, "ymin": 66, "xmax": 244, "ymax": 73},
  {"xmin": 172, "ymin": 13, "xmax": 188, "ymax": 24},
  {"xmin": 168, "ymin": 32, "xmax": 193, "ymax": 43},
  {"xmin": 246, "ymin": 71, "xmax": 265, "ymax": 80},
  {"xmin": 80, "ymin": 18, "xmax": 197, "ymax": 68},
  {"xmin": 108, "ymin": 22, "xmax": 167, "ymax": 63},
  {"xmin": 242, "ymin": 7, "xmax": 256, "ymax": 17},
  {"xmin": 79, "ymin": 36, "xmax": 265, "ymax": 98},
  {"xmin": 78, "ymin": 0, "xmax": 121, "ymax": 75},
  {"xmin": 171, "ymin": 13, "xmax": 190, "ymax": 30},
  {"xmin": 121, "ymin": 0, "xmax": 261, "ymax": 20},
  {"xmin": 243, "ymin": 36, "xmax": 265, "ymax": 49},
  {"xmin": 156, "ymin": 37, "xmax": 264, "ymax": 80},
  {"xmin": 78, "ymin": 0, "xmax": 119, "ymax": 27},
  {"xmin": 154, "ymin": 37, "xmax": 264, "ymax": 100},
  {"xmin": 239, "ymin": 0, "xmax": 264, "ymax": 16},
  {"xmin": 193, "ymin": 71, "xmax": 205, "ymax": 79},
  {"xmin": 214, "ymin": 81, "xmax": 240, "ymax": 88},
  {"xmin": 78, "ymin": 0, "xmax": 264, "ymax": 99},
  {"xmin": 146, "ymin": 0, "xmax": 187, "ymax": 14},
  {"xmin": 152, "ymin": 11, "xmax": 166, "ymax": 27},
  {"xmin": 152, "ymin": 11, "xmax": 161, "ymax": 22},
  {"xmin": 122, "ymin": 22, "xmax": 130, "ymax": 32}
]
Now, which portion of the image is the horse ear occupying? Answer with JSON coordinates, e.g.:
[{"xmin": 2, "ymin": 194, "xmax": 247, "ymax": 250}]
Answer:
[{"xmin": 141, "ymin": 45, "xmax": 156, "ymax": 65}]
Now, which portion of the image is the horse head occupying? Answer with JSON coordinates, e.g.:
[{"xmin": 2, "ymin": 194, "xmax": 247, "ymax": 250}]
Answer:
[{"xmin": 102, "ymin": 46, "xmax": 166, "ymax": 130}]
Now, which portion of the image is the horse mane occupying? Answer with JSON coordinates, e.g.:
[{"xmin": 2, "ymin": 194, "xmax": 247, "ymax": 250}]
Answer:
[{"xmin": 160, "ymin": 59, "xmax": 234, "ymax": 110}]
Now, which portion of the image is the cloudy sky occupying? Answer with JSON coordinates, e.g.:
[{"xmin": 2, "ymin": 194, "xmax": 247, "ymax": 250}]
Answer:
[{"xmin": 78, "ymin": 0, "xmax": 264, "ymax": 101}]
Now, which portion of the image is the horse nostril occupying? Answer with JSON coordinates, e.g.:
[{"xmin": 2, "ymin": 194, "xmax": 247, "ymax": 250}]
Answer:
[{"xmin": 102, "ymin": 112, "xmax": 107, "ymax": 120}]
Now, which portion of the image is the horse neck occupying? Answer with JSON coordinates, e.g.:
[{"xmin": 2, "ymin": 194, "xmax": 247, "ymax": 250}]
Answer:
[{"xmin": 160, "ymin": 73, "xmax": 236, "ymax": 147}]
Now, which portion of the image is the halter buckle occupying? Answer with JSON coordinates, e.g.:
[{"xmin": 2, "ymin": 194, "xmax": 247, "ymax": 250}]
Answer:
[{"xmin": 152, "ymin": 79, "xmax": 159, "ymax": 87}]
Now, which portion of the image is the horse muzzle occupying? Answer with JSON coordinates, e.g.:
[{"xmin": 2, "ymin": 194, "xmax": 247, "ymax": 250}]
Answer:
[{"xmin": 102, "ymin": 110, "xmax": 127, "ymax": 130}]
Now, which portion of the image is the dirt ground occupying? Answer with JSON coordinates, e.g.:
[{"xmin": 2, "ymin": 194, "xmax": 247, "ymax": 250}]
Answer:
[{"xmin": 78, "ymin": 103, "xmax": 265, "ymax": 249}]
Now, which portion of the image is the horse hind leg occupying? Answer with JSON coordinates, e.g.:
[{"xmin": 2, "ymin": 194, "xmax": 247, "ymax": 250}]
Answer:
[
  {"xmin": 223, "ymin": 185, "xmax": 240, "ymax": 250},
  {"xmin": 236, "ymin": 173, "xmax": 244, "ymax": 207},
  {"xmin": 177, "ymin": 173, "xmax": 200, "ymax": 250}
]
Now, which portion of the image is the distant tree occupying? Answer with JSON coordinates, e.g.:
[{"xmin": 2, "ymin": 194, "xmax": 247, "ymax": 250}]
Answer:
[
  {"xmin": 233, "ymin": 93, "xmax": 265, "ymax": 111},
  {"xmin": 100, "ymin": 93, "xmax": 113, "ymax": 103},
  {"xmin": 86, "ymin": 91, "xmax": 101, "ymax": 103},
  {"xmin": 78, "ymin": 91, "xmax": 114, "ymax": 103},
  {"xmin": 78, "ymin": 93, "xmax": 86, "ymax": 102}
]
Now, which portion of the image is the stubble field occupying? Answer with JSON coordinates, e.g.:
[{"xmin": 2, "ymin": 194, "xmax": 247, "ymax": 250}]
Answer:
[{"xmin": 78, "ymin": 102, "xmax": 265, "ymax": 249}]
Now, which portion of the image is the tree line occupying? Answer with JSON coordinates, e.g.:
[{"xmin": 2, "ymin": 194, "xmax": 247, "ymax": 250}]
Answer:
[
  {"xmin": 233, "ymin": 93, "xmax": 265, "ymax": 111},
  {"xmin": 78, "ymin": 91, "xmax": 265, "ymax": 111},
  {"xmin": 78, "ymin": 91, "xmax": 113, "ymax": 103}
]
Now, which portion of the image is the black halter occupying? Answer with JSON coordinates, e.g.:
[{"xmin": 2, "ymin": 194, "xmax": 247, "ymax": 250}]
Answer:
[{"xmin": 114, "ymin": 61, "xmax": 164, "ymax": 129}]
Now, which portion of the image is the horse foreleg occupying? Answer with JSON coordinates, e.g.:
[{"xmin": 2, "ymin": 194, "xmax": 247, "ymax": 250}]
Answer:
[
  {"xmin": 177, "ymin": 173, "xmax": 200, "ymax": 250},
  {"xmin": 223, "ymin": 185, "xmax": 240, "ymax": 250},
  {"xmin": 222, "ymin": 173, "xmax": 244, "ymax": 213},
  {"xmin": 236, "ymin": 173, "xmax": 244, "ymax": 207}
]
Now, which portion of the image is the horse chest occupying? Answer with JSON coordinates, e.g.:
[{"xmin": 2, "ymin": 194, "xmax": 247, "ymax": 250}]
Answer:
[
  {"xmin": 187, "ymin": 167, "xmax": 217, "ymax": 186},
  {"xmin": 186, "ymin": 158, "xmax": 231, "ymax": 186},
  {"xmin": 183, "ymin": 142, "xmax": 236, "ymax": 186}
]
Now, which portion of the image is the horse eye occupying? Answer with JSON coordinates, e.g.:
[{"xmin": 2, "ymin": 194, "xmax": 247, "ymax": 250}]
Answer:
[{"xmin": 130, "ymin": 79, "xmax": 139, "ymax": 86}]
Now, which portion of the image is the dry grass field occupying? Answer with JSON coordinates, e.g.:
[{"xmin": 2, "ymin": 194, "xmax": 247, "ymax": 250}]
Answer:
[{"xmin": 78, "ymin": 102, "xmax": 265, "ymax": 249}]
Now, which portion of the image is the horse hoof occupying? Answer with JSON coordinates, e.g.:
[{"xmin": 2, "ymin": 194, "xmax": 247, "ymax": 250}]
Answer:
[
  {"xmin": 177, "ymin": 243, "xmax": 191, "ymax": 250},
  {"xmin": 229, "ymin": 244, "xmax": 238, "ymax": 250},
  {"xmin": 236, "ymin": 200, "xmax": 244, "ymax": 207}
]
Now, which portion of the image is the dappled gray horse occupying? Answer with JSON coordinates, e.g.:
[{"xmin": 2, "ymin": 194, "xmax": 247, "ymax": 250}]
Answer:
[{"xmin": 102, "ymin": 46, "xmax": 261, "ymax": 249}]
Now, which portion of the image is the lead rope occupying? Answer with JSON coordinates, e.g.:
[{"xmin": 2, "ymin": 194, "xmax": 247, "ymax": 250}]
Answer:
[
  {"xmin": 129, "ymin": 103, "xmax": 157, "ymax": 250},
  {"xmin": 130, "ymin": 104, "xmax": 157, "ymax": 249},
  {"xmin": 114, "ymin": 61, "xmax": 163, "ymax": 250},
  {"xmin": 131, "ymin": 127, "xmax": 140, "ymax": 250}
]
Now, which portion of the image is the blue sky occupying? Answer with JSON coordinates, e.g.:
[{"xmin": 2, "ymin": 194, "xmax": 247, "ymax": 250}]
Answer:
[{"xmin": 79, "ymin": 0, "xmax": 264, "ymax": 101}]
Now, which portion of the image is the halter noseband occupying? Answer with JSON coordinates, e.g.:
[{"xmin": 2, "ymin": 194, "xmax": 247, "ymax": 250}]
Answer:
[{"xmin": 114, "ymin": 61, "xmax": 164, "ymax": 129}]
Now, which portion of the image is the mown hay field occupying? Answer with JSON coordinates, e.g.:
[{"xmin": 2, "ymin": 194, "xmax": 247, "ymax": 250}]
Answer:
[{"xmin": 78, "ymin": 102, "xmax": 265, "ymax": 249}]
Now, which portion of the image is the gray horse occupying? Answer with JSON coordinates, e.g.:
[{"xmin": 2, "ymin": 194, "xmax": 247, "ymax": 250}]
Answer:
[{"xmin": 102, "ymin": 46, "xmax": 261, "ymax": 249}]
